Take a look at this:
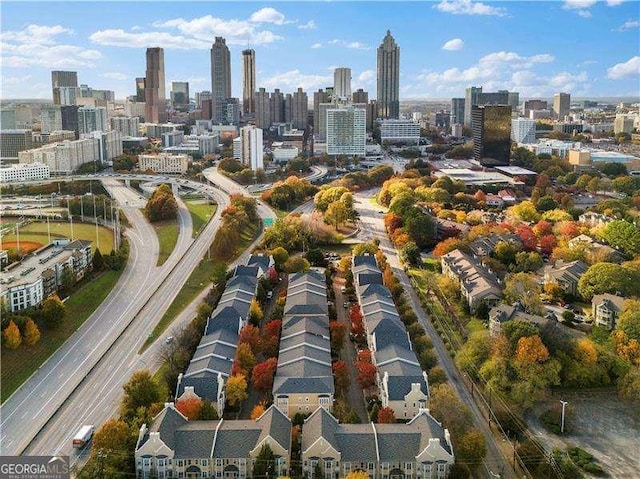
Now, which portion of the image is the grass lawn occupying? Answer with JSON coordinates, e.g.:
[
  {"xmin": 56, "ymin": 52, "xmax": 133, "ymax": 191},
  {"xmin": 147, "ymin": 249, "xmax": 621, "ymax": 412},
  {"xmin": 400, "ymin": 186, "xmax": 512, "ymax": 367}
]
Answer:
[
  {"xmin": 154, "ymin": 219, "xmax": 179, "ymax": 266},
  {"xmin": 185, "ymin": 200, "xmax": 217, "ymax": 238},
  {"xmin": 0, "ymin": 270, "xmax": 123, "ymax": 403},
  {"xmin": 2, "ymin": 221, "xmax": 114, "ymax": 254}
]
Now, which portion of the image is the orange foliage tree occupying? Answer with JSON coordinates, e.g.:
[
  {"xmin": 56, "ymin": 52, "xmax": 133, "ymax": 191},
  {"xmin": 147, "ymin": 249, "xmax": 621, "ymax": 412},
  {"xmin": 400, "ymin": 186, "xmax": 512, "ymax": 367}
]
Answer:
[
  {"xmin": 376, "ymin": 407, "xmax": 396, "ymax": 423},
  {"xmin": 332, "ymin": 360, "xmax": 350, "ymax": 394},
  {"xmin": 250, "ymin": 403, "xmax": 266, "ymax": 420},
  {"xmin": 176, "ymin": 397, "xmax": 203, "ymax": 420},
  {"xmin": 251, "ymin": 358, "xmax": 278, "ymax": 393},
  {"xmin": 355, "ymin": 361, "xmax": 377, "ymax": 389},
  {"xmin": 239, "ymin": 324, "xmax": 262, "ymax": 354},
  {"xmin": 515, "ymin": 335, "xmax": 549, "ymax": 365}
]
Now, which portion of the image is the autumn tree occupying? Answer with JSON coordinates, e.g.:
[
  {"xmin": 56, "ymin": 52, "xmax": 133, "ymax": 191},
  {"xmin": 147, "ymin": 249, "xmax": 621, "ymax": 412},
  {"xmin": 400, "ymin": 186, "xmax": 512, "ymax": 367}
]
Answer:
[
  {"xmin": 324, "ymin": 200, "xmax": 349, "ymax": 229},
  {"xmin": 235, "ymin": 343, "xmax": 257, "ymax": 377},
  {"xmin": 355, "ymin": 361, "xmax": 377, "ymax": 389},
  {"xmin": 2, "ymin": 320, "xmax": 21, "ymax": 350},
  {"xmin": 618, "ymin": 365, "xmax": 640, "ymax": 402},
  {"xmin": 91, "ymin": 419, "xmax": 135, "ymax": 474},
  {"xmin": 428, "ymin": 384, "xmax": 473, "ymax": 440},
  {"xmin": 433, "ymin": 238, "xmax": 465, "ymax": 258},
  {"xmin": 512, "ymin": 335, "xmax": 561, "ymax": 408},
  {"xmin": 176, "ymin": 397, "xmax": 203, "ymax": 420},
  {"xmin": 23, "ymin": 318, "xmax": 41, "ymax": 346},
  {"xmin": 345, "ymin": 471, "xmax": 370, "ymax": 479},
  {"xmin": 504, "ymin": 272, "xmax": 544, "ymax": 314},
  {"xmin": 226, "ymin": 374, "xmax": 248, "ymax": 407},
  {"xmin": 457, "ymin": 429, "xmax": 487, "ymax": 471},
  {"xmin": 249, "ymin": 298, "xmax": 264, "ymax": 325},
  {"xmin": 252, "ymin": 358, "xmax": 278, "ymax": 393},
  {"xmin": 329, "ymin": 320, "xmax": 347, "ymax": 353},
  {"xmin": 239, "ymin": 324, "xmax": 262, "ymax": 354},
  {"xmin": 120, "ymin": 370, "xmax": 162, "ymax": 422},
  {"xmin": 376, "ymin": 407, "xmax": 396, "ymax": 423},
  {"xmin": 250, "ymin": 403, "xmax": 266, "ymax": 420},
  {"xmin": 333, "ymin": 360, "xmax": 350, "ymax": 394},
  {"xmin": 144, "ymin": 184, "xmax": 178, "ymax": 222},
  {"xmin": 41, "ymin": 294, "xmax": 66, "ymax": 328},
  {"xmin": 262, "ymin": 319, "xmax": 281, "ymax": 358}
]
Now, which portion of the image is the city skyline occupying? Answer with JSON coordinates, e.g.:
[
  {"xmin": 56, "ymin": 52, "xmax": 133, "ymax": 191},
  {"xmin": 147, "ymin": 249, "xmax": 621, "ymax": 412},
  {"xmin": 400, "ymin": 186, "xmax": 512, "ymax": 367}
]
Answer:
[{"xmin": 1, "ymin": 1, "xmax": 639, "ymax": 101}]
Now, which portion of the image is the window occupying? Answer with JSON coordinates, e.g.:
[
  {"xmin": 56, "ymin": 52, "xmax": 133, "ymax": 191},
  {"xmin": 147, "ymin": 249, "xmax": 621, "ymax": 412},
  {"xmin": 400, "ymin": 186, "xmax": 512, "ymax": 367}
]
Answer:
[
  {"xmin": 201, "ymin": 459, "xmax": 209, "ymax": 467},
  {"xmin": 368, "ymin": 462, "xmax": 375, "ymax": 471},
  {"xmin": 216, "ymin": 459, "xmax": 222, "ymax": 467},
  {"xmin": 405, "ymin": 462, "xmax": 413, "ymax": 471},
  {"xmin": 177, "ymin": 460, "xmax": 183, "ymax": 467},
  {"xmin": 382, "ymin": 462, "xmax": 389, "ymax": 471},
  {"xmin": 142, "ymin": 458, "xmax": 151, "ymax": 467}
]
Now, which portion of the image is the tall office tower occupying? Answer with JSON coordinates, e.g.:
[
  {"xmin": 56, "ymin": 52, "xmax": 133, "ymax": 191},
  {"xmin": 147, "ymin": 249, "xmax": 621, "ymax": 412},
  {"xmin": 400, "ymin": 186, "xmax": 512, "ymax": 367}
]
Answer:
[
  {"xmin": 292, "ymin": 87, "xmax": 309, "ymax": 130},
  {"xmin": 111, "ymin": 116, "xmax": 140, "ymax": 137},
  {"xmin": 333, "ymin": 67, "xmax": 352, "ymax": 99},
  {"xmin": 171, "ymin": 82, "xmax": 190, "ymax": 111},
  {"xmin": 51, "ymin": 71, "xmax": 78, "ymax": 105},
  {"xmin": 78, "ymin": 106, "xmax": 108, "ymax": 134},
  {"xmin": 464, "ymin": 86, "xmax": 482, "ymax": 127},
  {"xmin": 508, "ymin": 92, "xmax": 520, "ymax": 111},
  {"xmin": 376, "ymin": 30, "xmax": 400, "ymax": 119},
  {"xmin": 255, "ymin": 87, "xmax": 271, "ymax": 128},
  {"xmin": 478, "ymin": 90, "xmax": 509, "ymax": 106},
  {"xmin": 313, "ymin": 88, "xmax": 330, "ymax": 130},
  {"xmin": 61, "ymin": 106, "xmax": 79, "ymax": 138},
  {"xmin": 195, "ymin": 91, "xmax": 212, "ymax": 109},
  {"xmin": 242, "ymin": 49, "xmax": 256, "ymax": 114},
  {"xmin": 511, "ymin": 118, "xmax": 536, "ymax": 144},
  {"xmin": 145, "ymin": 47, "xmax": 166, "ymax": 124},
  {"xmin": 40, "ymin": 106, "xmax": 62, "ymax": 134},
  {"xmin": 553, "ymin": 92, "xmax": 570, "ymax": 120},
  {"xmin": 135, "ymin": 77, "xmax": 146, "ymax": 102},
  {"xmin": 451, "ymin": 98, "xmax": 465, "ymax": 126},
  {"xmin": 327, "ymin": 105, "xmax": 366, "ymax": 156},
  {"xmin": 270, "ymin": 89, "xmax": 284, "ymax": 124},
  {"xmin": 523, "ymin": 99, "xmax": 548, "ymax": 117},
  {"xmin": 0, "ymin": 130, "xmax": 34, "ymax": 163},
  {"xmin": 210, "ymin": 37, "xmax": 231, "ymax": 122},
  {"xmin": 472, "ymin": 105, "xmax": 512, "ymax": 167},
  {"xmin": 367, "ymin": 101, "xmax": 377, "ymax": 132},
  {"xmin": 201, "ymin": 100, "xmax": 213, "ymax": 121},
  {"xmin": 284, "ymin": 94, "xmax": 293, "ymax": 124}
]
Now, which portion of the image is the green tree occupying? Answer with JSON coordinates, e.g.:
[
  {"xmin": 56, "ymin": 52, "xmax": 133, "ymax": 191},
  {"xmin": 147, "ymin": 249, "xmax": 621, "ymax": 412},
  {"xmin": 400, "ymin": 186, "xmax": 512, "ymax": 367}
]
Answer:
[
  {"xmin": 618, "ymin": 365, "xmax": 640, "ymax": 402},
  {"xmin": 578, "ymin": 262, "xmax": 640, "ymax": 299},
  {"xmin": 270, "ymin": 247, "xmax": 290, "ymax": 268},
  {"xmin": 456, "ymin": 429, "xmax": 487, "ymax": 471},
  {"xmin": 504, "ymin": 272, "xmax": 543, "ymax": 314},
  {"xmin": 493, "ymin": 241, "xmax": 520, "ymax": 266},
  {"xmin": 200, "ymin": 399, "xmax": 220, "ymax": 419},
  {"xmin": 284, "ymin": 256, "xmax": 310, "ymax": 273},
  {"xmin": 120, "ymin": 370, "xmax": 162, "ymax": 422},
  {"xmin": 324, "ymin": 200, "xmax": 349, "ymax": 229},
  {"xmin": 618, "ymin": 303, "xmax": 640, "ymax": 342},
  {"xmin": 253, "ymin": 444, "xmax": 277, "ymax": 479},
  {"xmin": 404, "ymin": 209, "xmax": 437, "ymax": 248},
  {"xmin": 91, "ymin": 419, "xmax": 135, "ymax": 474},
  {"xmin": 455, "ymin": 331, "xmax": 491, "ymax": 378},
  {"xmin": 400, "ymin": 241, "xmax": 421, "ymax": 266},
  {"xmin": 536, "ymin": 195, "xmax": 558, "ymax": 212},
  {"xmin": 42, "ymin": 294, "xmax": 66, "ymax": 328},
  {"xmin": 92, "ymin": 249, "xmax": 105, "ymax": 271},
  {"xmin": 428, "ymin": 384, "xmax": 472, "ymax": 440},
  {"xmin": 515, "ymin": 251, "xmax": 543, "ymax": 272},
  {"xmin": 601, "ymin": 220, "xmax": 640, "ymax": 257},
  {"xmin": 2, "ymin": 320, "xmax": 22, "ymax": 349}
]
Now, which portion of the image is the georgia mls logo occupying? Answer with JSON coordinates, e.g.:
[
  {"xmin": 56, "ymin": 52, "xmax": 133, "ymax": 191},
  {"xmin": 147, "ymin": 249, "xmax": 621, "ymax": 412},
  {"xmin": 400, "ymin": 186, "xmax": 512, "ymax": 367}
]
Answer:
[{"xmin": 0, "ymin": 456, "xmax": 70, "ymax": 479}]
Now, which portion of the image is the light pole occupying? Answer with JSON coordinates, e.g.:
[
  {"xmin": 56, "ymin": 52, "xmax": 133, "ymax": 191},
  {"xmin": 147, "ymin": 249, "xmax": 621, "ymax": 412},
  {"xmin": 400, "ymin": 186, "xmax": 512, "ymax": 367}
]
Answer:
[{"xmin": 560, "ymin": 400, "xmax": 568, "ymax": 434}]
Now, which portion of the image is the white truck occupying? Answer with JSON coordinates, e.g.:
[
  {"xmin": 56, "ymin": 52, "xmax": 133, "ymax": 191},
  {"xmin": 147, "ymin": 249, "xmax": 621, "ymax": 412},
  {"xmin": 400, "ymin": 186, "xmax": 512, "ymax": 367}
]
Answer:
[{"xmin": 72, "ymin": 425, "xmax": 94, "ymax": 448}]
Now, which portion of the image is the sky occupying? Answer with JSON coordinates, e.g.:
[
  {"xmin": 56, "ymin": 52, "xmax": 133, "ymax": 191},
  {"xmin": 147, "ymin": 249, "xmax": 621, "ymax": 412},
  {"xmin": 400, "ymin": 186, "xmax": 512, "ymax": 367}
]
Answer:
[{"xmin": 1, "ymin": 0, "xmax": 639, "ymax": 101}]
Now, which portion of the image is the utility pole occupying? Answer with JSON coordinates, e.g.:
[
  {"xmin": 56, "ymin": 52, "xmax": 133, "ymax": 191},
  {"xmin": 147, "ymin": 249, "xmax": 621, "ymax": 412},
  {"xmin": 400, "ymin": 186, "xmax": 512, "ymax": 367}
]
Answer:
[{"xmin": 560, "ymin": 400, "xmax": 568, "ymax": 434}]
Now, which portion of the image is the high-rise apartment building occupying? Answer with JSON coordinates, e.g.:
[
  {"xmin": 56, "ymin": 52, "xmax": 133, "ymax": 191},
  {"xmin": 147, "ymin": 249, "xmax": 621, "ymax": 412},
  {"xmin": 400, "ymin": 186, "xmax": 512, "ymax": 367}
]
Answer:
[
  {"xmin": 523, "ymin": 100, "xmax": 547, "ymax": 117},
  {"xmin": 51, "ymin": 71, "xmax": 78, "ymax": 105},
  {"xmin": 327, "ymin": 105, "xmax": 366, "ymax": 156},
  {"xmin": 233, "ymin": 125, "xmax": 264, "ymax": 170},
  {"xmin": 61, "ymin": 106, "xmax": 79, "ymax": 138},
  {"xmin": 242, "ymin": 49, "xmax": 256, "ymax": 114},
  {"xmin": 553, "ymin": 92, "xmax": 571, "ymax": 120},
  {"xmin": 0, "ymin": 130, "xmax": 34, "ymax": 163},
  {"xmin": 255, "ymin": 88, "xmax": 271, "ymax": 129},
  {"xmin": 145, "ymin": 48, "xmax": 166, "ymax": 124},
  {"xmin": 111, "ymin": 116, "xmax": 140, "ymax": 137},
  {"xmin": 376, "ymin": 30, "xmax": 400, "ymax": 119},
  {"xmin": 472, "ymin": 105, "xmax": 512, "ymax": 167},
  {"xmin": 171, "ymin": 82, "xmax": 190, "ymax": 111},
  {"xmin": 195, "ymin": 91, "xmax": 212, "ymax": 109},
  {"xmin": 136, "ymin": 77, "xmax": 146, "ymax": 103},
  {"xmin": 0, "ymin": 108, "xmax": 17, "ymax": 129},
  {"xmin": 464, "ymin": 86, "xmax": 482, "ymax": 127},
  {"xmin": 333, "ymin": 68, "xmax": 352, "ymax": 99},
  {"xmin": 511, "ymin": 118, "xmax": 536, "ymax": 144},
  {"xmin": 352, "ymin": 89, "xmax": 368, "ymax": 105},
  {"xmin": 40, "ymin": 106, "xmax": 62, "ymax": 134},
  {"xmin": 270, "ymin": 89, "xmax": 285, "ymax": 124},
  {"xmin": 78, "ymin": 106, "xmax": 108, "ymax": 134},
  {"xmin": 211, "ymin": 37, "xmax": 231, "ymax": 122},
  {"xmin": 58, "ymin": 86, "xmax": 81, "ymax": 106},
  {"xmin": 352, "ymin": 89, "xmax": 373, "ymax": 131},
  {"xmin": 291, "ymin": 88, "xmax": 308, "ymax": 130},
  {"xmin": 313, "ymin": 89, "xmax": 330, "ymax": 130},
  {"xmin": 451, "ymin": 98, "xmax": 465, "ymax": 126}
]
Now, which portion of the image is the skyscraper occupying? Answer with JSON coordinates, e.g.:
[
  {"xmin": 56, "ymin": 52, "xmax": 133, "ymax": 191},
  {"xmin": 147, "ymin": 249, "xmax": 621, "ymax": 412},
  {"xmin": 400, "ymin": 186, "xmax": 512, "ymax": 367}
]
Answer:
[
  {"xmin": 451, "ymin": 98, "xmax": 465, "ymax": 126},
  {"xmin": 464, "ymin": 86, "xmax": 482, "ymax": 127},
  {"xmin": 61, "ymin": 106, "xmax": 79, "ymax": 138},
  {"xmin": 292, "ymin": 88, "xmax": 308, "ymax": 130},
  {"xmin": 376, "ymin": 30, "xmax": 400, "ymax": 119},
  {"xmin": 171, "ymin": 82, "xmax": 190, "ymax": 111},
  {"xmin": 327, "ymin": 105, "xmax": 366, "ymax": 156},
  {"xmin": 78, "ymin": 106, "xmax": 108, "ymax": 134},
  {"xmin": 333, "ymin": 68, "xmax": 352, "ymax": 99},
  {"xmin": 255, "ymin": 88, "xmax": 271, "ymax": 129},
  {"xmin": 270, "ymin": 89, "xmax": 284, "ymax": 124},
  {"xmin": 242, "ymin": 49, "xmax": 256, "ymax": 114},
  {"xmin": 51, "ymin": 71, "xmax": 78, "ymax": 105},
  {"xmin": 145, "ymin": 47, "xmax": 166, "ymax": 124},
  {"xmin": 135, "ymin": 77, "xmax": 146, "ymax": 102},
  {"xmin": 211, "ymin": 37, "xmax": 231, "ymax": 122},
  {"xmin": 40, "ymin": 105, "xmax": 62, "ymax": 134},
  {"xmin": 553, "ymin": 92, "xmax": 570, "ymax": 120},
  {"xmin": 472, "ymin": 105, "xmax": 512, "ymax": 167},
  {"xmin": 313, "ymin": 88, "xmax": 330, "ymax": 130}
]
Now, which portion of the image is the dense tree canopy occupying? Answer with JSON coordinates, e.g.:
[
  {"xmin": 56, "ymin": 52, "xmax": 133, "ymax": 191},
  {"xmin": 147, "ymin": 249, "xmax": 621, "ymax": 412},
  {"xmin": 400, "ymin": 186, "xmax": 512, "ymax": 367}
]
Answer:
[{"xmin": 144, "ymin": 184, "xmax": 178, "ymax": 222}]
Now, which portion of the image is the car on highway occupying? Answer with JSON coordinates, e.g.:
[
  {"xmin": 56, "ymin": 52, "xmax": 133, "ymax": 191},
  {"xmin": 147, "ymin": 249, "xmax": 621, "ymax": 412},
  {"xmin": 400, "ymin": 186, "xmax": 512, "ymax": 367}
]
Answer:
[{"xmin": 165, "ymin": 336, "xmax": 174, "ymax": 344}]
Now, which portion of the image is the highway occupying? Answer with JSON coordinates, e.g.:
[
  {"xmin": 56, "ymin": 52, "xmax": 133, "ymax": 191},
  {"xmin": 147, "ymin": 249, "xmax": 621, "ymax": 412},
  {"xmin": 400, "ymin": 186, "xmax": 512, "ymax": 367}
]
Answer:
[
  {"xmin": 0, "ymin": 175, "xmax": 225, "ymax": 458},
  {"xmin": 352, "ymin": 190, "xmax": 516, "ymax": 479}
]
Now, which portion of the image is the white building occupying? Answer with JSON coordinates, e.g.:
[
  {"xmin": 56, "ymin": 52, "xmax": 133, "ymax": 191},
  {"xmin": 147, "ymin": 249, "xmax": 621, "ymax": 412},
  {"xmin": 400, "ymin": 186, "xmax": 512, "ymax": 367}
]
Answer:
[
  {"xmin": 110, "ymin": 116, "xmax": 140, "ymax": 137},
  {"xmin": 143, "ymin": 123, "xmax": 178, "ymax": 138},
  {"xmin": 333, "ymin": 67, "xmax": 352, "ymax": 99},
  {"xmin": 272, "ymin": 145, "xmax": 299, "ymax": 163},
  {"xmin": 379, "ymin": 118, "xmax": 420, "ymax": 144},
  {"xmin": 18, "ymin": 138, "xmax": 100, "ymax": 174},
  {"xmin": 0, "ymin": 162, "xmax": 50, "ymax": 183},
  {"xmin": 327, "ymin": 105, "xmax": 366, "ymax": 156},
  {"xmin": 511, "ymin": 118, "xmax": 536, "ymax": 144},
  {"xmin": 233, "ymin": 125, "xmax": 264, "ymax": 170},
  {"xmin": 138, "ymin": 153, "xmax": 190, "ymax": 174},
  {"xmin": 614, "ymin": 114, "xmax": 636, "ymax": 134},
  {"xmin": 78, "ymin": 106, "xmax": 108, "ymax": 134},
  {"xmin": 124, "ymin": 100, "xmax": 146, "ymax": 119},
  {"xmin": 81, "ymin": 130, "xmax": 123, "ymax": 162},
  {"xmin": 59, "ymin": 86, "xmax": 81, "ymax": 106}
]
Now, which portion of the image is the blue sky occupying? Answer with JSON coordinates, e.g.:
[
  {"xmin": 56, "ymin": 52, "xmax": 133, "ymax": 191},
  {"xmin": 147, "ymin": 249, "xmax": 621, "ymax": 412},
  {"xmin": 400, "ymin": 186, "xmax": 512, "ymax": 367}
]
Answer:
[{"xmin": 1, "ymin": 1, "xmax": 639, "ymax": 100}]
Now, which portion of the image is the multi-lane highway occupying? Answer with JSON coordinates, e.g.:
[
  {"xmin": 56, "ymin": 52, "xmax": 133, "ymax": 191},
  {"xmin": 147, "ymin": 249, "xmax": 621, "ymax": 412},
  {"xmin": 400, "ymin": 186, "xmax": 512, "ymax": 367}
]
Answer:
[{"xmin": 352, "ymin": 190, "xmax": 516, "ymax": 479}]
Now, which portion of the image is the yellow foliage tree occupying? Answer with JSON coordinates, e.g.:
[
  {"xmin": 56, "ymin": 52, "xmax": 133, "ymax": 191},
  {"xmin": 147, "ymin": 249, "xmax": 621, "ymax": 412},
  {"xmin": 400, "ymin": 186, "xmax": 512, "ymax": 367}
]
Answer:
[
  {"xmin": 250, "ymin": 404, "xmax": 266, "ymax": 420},
  {"xmin": 23, "ymin": 319, "xmax": 41, "ymax": 346},
  {"xmin": 515, "ymin": 335, "xmax": 549, "ymax": 365},
  {"xmin": 2, "ymin": 320, "xmax": 21, "ymax": 350},
  {"xmin": 345, "ymin": 471, "xmax": 370, "ymax": 479},
  {"xmin": 226, "ymin": 374, "xmax": 248, "ymax": 407}
]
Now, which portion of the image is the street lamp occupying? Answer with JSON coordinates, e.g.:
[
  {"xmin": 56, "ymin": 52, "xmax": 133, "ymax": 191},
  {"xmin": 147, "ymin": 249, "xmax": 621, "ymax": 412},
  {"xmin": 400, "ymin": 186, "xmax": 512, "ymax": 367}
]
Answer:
[{"xmin": 560, "ymin": 400, "xmax": 568, "ymax": 434}]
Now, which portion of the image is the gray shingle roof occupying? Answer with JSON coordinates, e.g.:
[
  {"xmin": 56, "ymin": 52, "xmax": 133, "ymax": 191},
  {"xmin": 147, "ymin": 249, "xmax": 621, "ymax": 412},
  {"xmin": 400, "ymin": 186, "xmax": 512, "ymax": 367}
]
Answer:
[
  {"xmin": 255, "ymin": 405, "xmax": 292, "ymax": 450},
  {"xmin": 145, "ymin": 405, "xmax": 188, "ymax": 451},
  {"xmin": 174, "ymin": 423, "xmax": 217, "ymax": 458},
  {"xmin": 336, "ymin": 431, "xmax": 378, "ymax": 461},
  {"xmin": 213, "ymin": 426, "xmax": 262, "ymax": 458},
  {"xmin": 385, "ymin": 375, "xmax": 428, "ymax": 401},
  {"xmin": 359, "ymin": 283, "xmax": 394, "ymax": 300},
  {"xmin": 302, "ymin": 407, "xmax": 339, "ymax": 453},
  {"xmin": 353, "ymin": 255, "xmax": 379, "ymax": 269},
  {"xmin": 177, "ymin": 376, "xmax": 220, "ymax": 403},
  {"xmin": 377, "ymin": 432, "xmax": 421, "ymax": 461},
  {"xmin": 247, "ymin": 254, "xmax": 272, "ymax": 274},
  {"xmin": 356, "ymin": 272, "xmax": 383, "ymax": 286},
  {"xmin": 273, "ymin": 376, "xmax": 334, "ymax": 394}
]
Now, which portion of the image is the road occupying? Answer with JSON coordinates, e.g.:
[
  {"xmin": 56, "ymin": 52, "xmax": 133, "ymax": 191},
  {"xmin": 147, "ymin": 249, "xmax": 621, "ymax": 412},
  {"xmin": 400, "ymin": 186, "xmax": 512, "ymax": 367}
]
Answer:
[{"xmin": 353, "ymin": 190, "xmax": 516, "ymax": 479}]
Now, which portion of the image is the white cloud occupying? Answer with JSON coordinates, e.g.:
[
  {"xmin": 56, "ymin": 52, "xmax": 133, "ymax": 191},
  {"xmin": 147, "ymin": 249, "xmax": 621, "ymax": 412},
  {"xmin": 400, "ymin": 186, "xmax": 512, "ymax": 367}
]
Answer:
[
  {"xmin": 298, "ymin": 20, "xmax": 316, "ymax": 30},
  {"xmin": 606, "ymin": 0, "xmax": 624, "ymax": 5},
  {"xmin": 357, "ymin": 70, "xmax": 375, "ymax": 84},
  {"xmin": 607, "ymin": 56, "xmax": 640, "ymax": 79},
  {"xmin": 89, "ymin": 29, "xmax": 210, "ymax": 49},
  {"xmin": 1, "ymin": 24, "xmax": 102, "ymax": 69},
  {"xmin": 100, "ymin": 72, "xmax": 128, "ymax": 81},
  {"xmin": 562, "ymin": 0, "xmax": 597, "ymax": 17},
  {"xmin": 434, "ymin": 0, "xmax": 507, "ymax": 16},
  {"xmin": 1, "ymin": 75, "xmax": 49, "ymax": 98},
  {"xmin": 311, "ymin": 42, "xmax": 322, "ymax": 49},
  {"xmin": 442, "ymin": 38, "xmax": 464, "ymax": 51},
  {"xmin": 618, "ymin": 20, "xmax": 640, "ymax": 31},
  {"xmin": 249, "ymin": 7, "xmax": 288, "ymax": 25},
  {"xmin": 325, "ymin": 39, "xmax": 369, "ymax": 50},
  {"xmin": 260, "ymin": 69, "xmax": 332, "ymax": 91}
]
